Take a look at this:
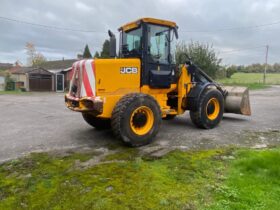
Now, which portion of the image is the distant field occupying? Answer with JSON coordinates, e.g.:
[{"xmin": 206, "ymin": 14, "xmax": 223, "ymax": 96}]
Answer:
[{"xmin": 218, "ymin": 73, "xmax": 280, "ymax": 89}]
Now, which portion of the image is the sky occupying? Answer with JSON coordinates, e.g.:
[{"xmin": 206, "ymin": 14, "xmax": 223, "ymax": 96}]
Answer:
[{"xmin": 0, "ymin": 0, "xmax": 279, "ymax": 66}]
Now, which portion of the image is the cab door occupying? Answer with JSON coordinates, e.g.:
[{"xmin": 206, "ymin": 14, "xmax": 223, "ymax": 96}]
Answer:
[{"xmin": 144, "ymin": 24, "xmax": 175, "ymax": 88}]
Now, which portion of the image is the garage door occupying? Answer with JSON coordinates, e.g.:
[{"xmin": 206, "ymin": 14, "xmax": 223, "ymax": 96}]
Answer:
[{"xmin": 29, "ymin": 74, "xmax": 52, "ymax": 91}]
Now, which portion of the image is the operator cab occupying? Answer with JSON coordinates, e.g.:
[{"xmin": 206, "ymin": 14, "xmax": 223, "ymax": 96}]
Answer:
[{"xmin": 117, "ymin": 18, "xmax": 179, "ymax": 88}]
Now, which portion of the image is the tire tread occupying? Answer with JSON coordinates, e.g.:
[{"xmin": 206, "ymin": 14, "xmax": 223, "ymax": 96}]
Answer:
[{"xmin": 111, "ymin": 93, "xmax": 161, "ymax": 146}]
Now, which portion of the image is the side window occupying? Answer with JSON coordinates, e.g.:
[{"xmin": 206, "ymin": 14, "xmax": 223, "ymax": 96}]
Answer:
[
  {"xmin": 170, "ymin": 36, "xmax": 176, "ymax": 64},
  {"xmin": 126, "ymin": 34, "xmax": 141, "ymax": 51},
  {"xmin": 148, "ymin": 25, "xmax": 169, "ymax": 64},
  {"xmin": 122, "ymin": 27, "xmax": 142, "ymax": 57}
]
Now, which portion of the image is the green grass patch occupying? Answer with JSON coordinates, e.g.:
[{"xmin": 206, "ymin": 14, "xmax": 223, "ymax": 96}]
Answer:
[
  {"xmin": 218, "ymin": 73, "xmax": 280, "ymax": 90},
  {"xmin": 222, "ymin": 82, "xmax": 268, "ymax": 90},
  {"xmin": 0, "ymin": 149, "xmax": 227, "ymax": 209},
  {"xmin": 208, "ymin": 148, "xmax": 280, "ymax": 210},
  {"xmin": 0, "ymin": 146, "xmax": 280, "ymax": 209}
]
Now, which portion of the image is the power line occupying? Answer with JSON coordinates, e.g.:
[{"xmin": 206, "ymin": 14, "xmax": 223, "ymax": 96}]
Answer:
[
  {"xmin": 1, "ymin": 15, "xmax": 280, "ymax": 34},
  {"xmin": 0, "ymin": 16, "xmax": 107, "ymax": 33},
  {"xmin": 181, "ymin": 20, "xmax": 280, "ymax": 33}
]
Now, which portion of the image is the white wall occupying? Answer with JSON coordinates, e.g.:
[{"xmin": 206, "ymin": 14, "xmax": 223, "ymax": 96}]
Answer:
[{"xmin": 0, "ymin": 76, "xmax": 5, "ymax": 91}]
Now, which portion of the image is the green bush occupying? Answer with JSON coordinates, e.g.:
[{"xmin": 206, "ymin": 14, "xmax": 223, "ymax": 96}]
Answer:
[
  {"xmin": 226, "ymin": 66, "xmax": 238, "ymax": 78},
  {"xmin": 5, "ymin": 74, "xmax": 15, "ymax": 91},
  {"xmin": 175, "ymin": 41, "xmax": 222, "ymax": 79}
]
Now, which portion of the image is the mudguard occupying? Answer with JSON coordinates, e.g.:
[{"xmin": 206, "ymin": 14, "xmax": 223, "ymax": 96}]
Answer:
[{"xmin": 185, "ymin": 82, "xmax": 222, "ymax": 111}]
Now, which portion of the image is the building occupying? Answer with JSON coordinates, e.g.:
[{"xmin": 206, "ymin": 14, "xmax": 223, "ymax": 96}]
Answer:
[
  {"xmin": 0, "ymin": 63, "xmax": 13, "ymax": 71},
  {"xmin": 38, "ymin": 59, "xmax": 77, "ymax": 91},
  {"xmin": 9, "ymin": 66, "xmax": 54, "ymax": 91},
  {"xmin": 0, "ymin": 72, "xmax": 6, "ymax": 91},
  {"xmin": 6, "ymin": 59, "xmax": 77, "ymax": 92}
]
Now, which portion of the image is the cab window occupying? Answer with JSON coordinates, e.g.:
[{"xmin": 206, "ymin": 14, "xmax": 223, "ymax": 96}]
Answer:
[
  {"xmin": 147, "ymin": 25, "xmax": 170, "ymax": 64},
  {"xmin": 121, "ymin": 27, "xmax": 142, "ymax": 57}
]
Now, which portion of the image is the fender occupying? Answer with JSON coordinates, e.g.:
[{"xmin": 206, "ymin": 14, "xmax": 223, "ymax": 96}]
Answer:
[{"xmin": 185, "ymin": 82, "xmax": 221, "ymax": 111}]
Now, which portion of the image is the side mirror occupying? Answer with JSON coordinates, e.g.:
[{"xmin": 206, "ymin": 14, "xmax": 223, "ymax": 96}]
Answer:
[{"xmin": 108, "ymin": 30, "xmax": 116, "ymax": 58}]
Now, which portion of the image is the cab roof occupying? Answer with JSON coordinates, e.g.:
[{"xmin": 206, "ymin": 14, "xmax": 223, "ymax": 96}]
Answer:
[{"xmin": 118, "ymin": 17, "xmax": 177, "ymax": 32}]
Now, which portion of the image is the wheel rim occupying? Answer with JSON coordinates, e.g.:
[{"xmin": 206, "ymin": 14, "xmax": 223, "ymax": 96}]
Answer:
[
  {"xmin": 130, "ymin": 106, "xmax": 154, "ymax": 135},
  {"xmin": 206, "ymin": 98, "xmax": 220, "ymax": 120}
]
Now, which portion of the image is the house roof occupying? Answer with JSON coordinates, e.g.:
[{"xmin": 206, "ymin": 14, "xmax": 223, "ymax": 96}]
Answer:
[
  {"xmin": 0, "ymin": 63, "xmax": 13, "ymax": 71},
  {"xmin": 28, "ymin": 68, "xmax": 53, "ymax": 75},
  {"xmin": 9, "ymin": 66, "xmax": 34, "ymax": 74},
  {"xmin": 37, "ymin": 59, "xmax": 77, "ymax": 70}
]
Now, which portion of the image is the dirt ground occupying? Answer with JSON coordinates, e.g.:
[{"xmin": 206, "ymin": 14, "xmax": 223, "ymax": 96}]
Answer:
[{"xmin": 0, "ymin": 86, "xmax": 280, "ymax": 162}]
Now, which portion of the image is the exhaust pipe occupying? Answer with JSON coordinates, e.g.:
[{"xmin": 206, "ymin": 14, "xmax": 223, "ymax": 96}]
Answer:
[{"xmin": 223, "ymin": 86, "xmax": 251, "ymax": 116}]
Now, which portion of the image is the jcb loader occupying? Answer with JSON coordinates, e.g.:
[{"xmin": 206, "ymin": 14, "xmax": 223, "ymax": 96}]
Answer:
[{"xmin": 65, "ymin": 18, "xmax": 251, "ymax": 147}]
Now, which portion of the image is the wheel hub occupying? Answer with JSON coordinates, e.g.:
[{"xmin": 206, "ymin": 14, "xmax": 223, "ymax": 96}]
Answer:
[
  {"xmin": 207, "ymin": 103, "xmax": 215, "ymax": 115},
  {"xmin": 130, "ymin": 106, "xmax": 154, "ymax": 136},
  {"xmin": 206, "ymin": 98, "xmax": 220, "ymax": 120},
  {"xmin": 132, "ymin": 112, "xmax": 147, "ymax": 127}
]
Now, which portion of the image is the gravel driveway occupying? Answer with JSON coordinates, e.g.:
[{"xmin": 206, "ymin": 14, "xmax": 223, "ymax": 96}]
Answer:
[{"xmin": 1, "ymin": 86, "xmax": 280, "ymax": 162}]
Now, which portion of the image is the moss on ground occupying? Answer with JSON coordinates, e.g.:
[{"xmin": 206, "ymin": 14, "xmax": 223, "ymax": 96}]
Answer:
[
  {"xmin": 0, "ymin": 149, "xmax": 228, "ymax": 210},
  {"xmin": 0, "ymin": 146, "xmax": 280, "ymax": 209}
]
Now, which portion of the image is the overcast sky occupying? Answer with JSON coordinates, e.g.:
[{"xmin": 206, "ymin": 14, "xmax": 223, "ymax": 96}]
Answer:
[{"xmin": 0, "ymin": 0, "xmax": 279, "ymax": 65}]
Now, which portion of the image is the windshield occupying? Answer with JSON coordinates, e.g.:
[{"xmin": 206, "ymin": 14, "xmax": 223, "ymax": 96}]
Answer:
[
  {"xmin": 120, "ymin": 24, "xmax": 174, "ymax": 63},
  {"xmin": 147, "ymin": 24, "xmax": 170, "ymax": 64},
  {"xmin": 121, "ymin": 26, "xmax": 142, "ymax": 57}
]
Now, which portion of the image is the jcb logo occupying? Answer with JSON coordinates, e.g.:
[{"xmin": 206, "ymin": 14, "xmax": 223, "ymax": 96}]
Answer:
[{"xmin": 120, "ymin": 67, "xmax": 138, "ymax": 74}]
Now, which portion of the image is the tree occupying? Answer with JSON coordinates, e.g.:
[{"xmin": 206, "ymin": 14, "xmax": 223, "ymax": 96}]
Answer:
[
  {"xmin": 33, "ymin": 52, "xmax": 46, "ymax": 66},
  {"xmin": 83, "ymin": 44, "xmax": 92, "ymax": 58},
  {"xmin": 226, "ymin": 65, "xmax": 238, "ymax": 78},
  {"xmin": 100, "ymin": 40, "xmax": 110, "ymax": 58},
  {"xmin": 94, "ymin": 51, "xmax": 100, "ymax": 58},
  {"xmin": 25, "ymin": 42, "xmax": 36, "ymax": 66},
  {"xmin": 175, "ymin": 41, "xmax": 221, "ymax": 79},
  {"xmin": 25, "ymin": 42, "xmax": 46, "ymax": 66}
]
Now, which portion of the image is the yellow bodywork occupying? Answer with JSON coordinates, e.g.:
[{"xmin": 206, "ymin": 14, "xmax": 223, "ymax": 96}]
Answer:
[
  {"xmin": 65, "ymin": 57, "xmax": 192, "ymax": 119},
  {"xmin": 95, "ymin": 58, "xmax": 140, "ymax": 94},
  {"xmin": 89, "ymin": 58, "xmax": 192, "ymax": 119},
  {"xmin": 65, "ymin": 17, "xmax": 190, "ymax": 119},
  {"xmin": 119, "ymin": 17, "xmax": 177, "ymax": 32},
  {"xmin": 94, "ymin": 58, "xmax": 140, "ymax": 118}
]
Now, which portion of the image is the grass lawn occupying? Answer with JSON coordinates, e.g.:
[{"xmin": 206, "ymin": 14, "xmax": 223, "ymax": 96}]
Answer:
[
  {"xmin": 218, "ymin": 73, "xmax": 280, "ymax": 90},
  {"xmin": 0, "ymin": 145, "xmax": 280, "ymax": 209},
  {"xmin": 0, "ymin": 90, "xmax": 29, "ymax": 95},
  {"xmin": 209, "ymin": 148, "xmax": 280, "ymax": 210}
]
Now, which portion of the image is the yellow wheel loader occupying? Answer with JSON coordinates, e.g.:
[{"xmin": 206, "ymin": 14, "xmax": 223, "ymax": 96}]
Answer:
[{"xmin": 65, "ymin": 17, "xmax": 251, "ymax": 147}]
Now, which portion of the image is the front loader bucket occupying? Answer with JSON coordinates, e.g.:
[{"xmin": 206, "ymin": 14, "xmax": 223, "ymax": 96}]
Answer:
[{"xmin": 223, "ymin": 86, "xmax": 251, "ymax": 116}]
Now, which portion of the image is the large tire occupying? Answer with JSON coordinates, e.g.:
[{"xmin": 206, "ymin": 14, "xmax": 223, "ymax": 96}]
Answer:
[
  {"xmin": 82, "ymin": 113, "xmax": 111, "ymax": 130},
  {"xmin": 190, "ymin": 88, "xmax": 224, "ymax": 129},
  {"xmin": 111, "ymin": 93, "xmax": 162, "ymax": 147}
]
